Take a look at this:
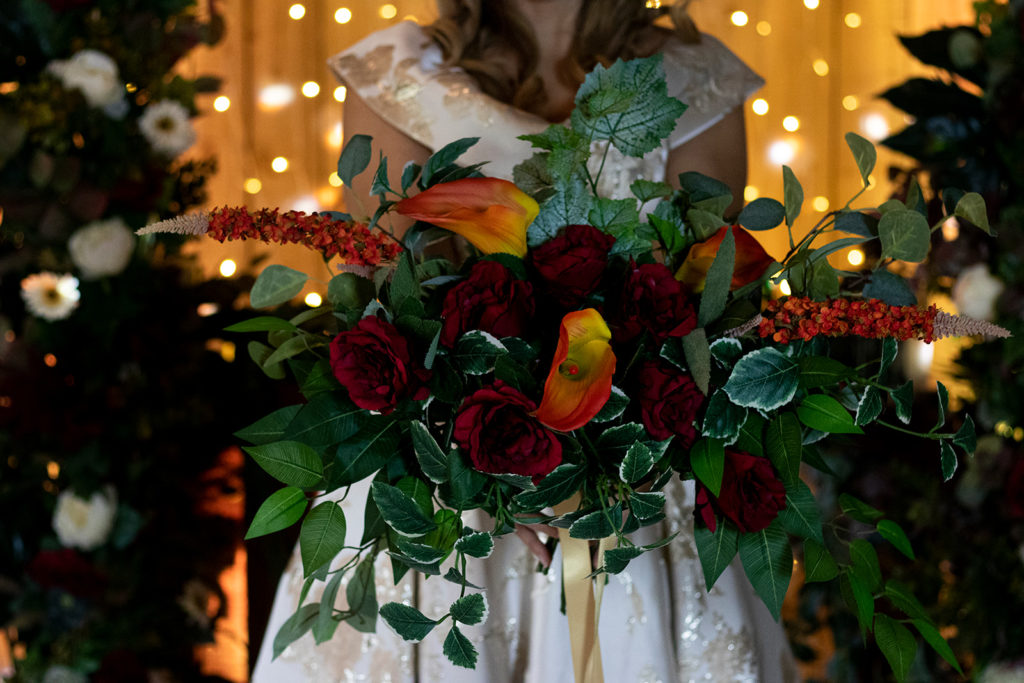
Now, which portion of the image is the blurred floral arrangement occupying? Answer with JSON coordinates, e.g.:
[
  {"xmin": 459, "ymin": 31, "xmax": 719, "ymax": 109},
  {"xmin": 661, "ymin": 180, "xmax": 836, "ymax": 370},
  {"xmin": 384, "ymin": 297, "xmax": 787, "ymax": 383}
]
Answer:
[
  {"xmin": 0, "ymin": 0, "xmax": 280, "ymax": 679},
  {"xmin": 147, "ymin": 55, "xmax": 1010, "ymax": 681}
]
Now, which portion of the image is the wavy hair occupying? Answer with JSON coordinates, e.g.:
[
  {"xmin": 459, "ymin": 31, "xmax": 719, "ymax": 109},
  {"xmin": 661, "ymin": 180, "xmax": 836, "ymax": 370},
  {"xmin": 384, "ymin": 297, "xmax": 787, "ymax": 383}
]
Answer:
[{"xmin": 425, "ymin": 0, "xmax": 699, "ymax": 117}]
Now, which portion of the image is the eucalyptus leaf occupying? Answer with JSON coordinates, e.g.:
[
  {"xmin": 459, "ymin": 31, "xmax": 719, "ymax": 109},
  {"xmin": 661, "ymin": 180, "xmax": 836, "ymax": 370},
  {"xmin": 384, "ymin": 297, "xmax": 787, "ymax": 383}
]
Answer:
[
  {"xmin": 845, "ymin": 132, "xmax": 877, "ymax": 185},
  {"xmin": 251, "ymin": 265, "xmax": 308, "ymax": 308},
  {"xmin": 337, "ymin": 133, "xmax": 372, "ymax": 188},
  {"xmin": 953, "ymin": 191, "xmax": 991, "ymax": 234}
]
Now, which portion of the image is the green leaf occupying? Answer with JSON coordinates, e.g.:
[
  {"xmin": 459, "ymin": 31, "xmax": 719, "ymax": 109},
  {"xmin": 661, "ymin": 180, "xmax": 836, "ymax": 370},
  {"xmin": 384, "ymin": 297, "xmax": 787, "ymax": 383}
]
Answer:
[
  {"xmin": 803, "ymin": 539, "xmax": 839, "ymax": 582},
  {"xmin": 648, "ymin": 201, "xmax": 687, "ymax": 253},
  {"xmin": 345, "ymin": 556, "xmax": 379, "ymax": 633},
  {"xmin": 850, "ymin": 538, "xmax": 883, "ymax": 592},
  {"xmin": 629, "ymin": 491, "xmax": 665, "ymax": 521},
  {"xmin": 738, "ymin": 520, "xmax": 793, "ymax": 619},
  {"xmin": 797, "ymin": 395, "xmax": 863, "ymax": 434},
  {"xmin": 723, "ymin": 348, "xmax": 801, "ymax": 411},
  {"xmin": 246, "ymin": 487, "xmax": 307, "ymax": 540},
  {"xmin": 299, "ymin": 501, "xmax": 347, "ymax": 577},
  {"xmin": 450, "ymin": 593, "xmax": 487, "ymax": 625},
  {"xmin": 953, "ymin": 191, "xmax": 991, "ymax": 234},
  {"xmin": 422, "ymin": 137, "xmax": 479, "ymax": 185},
  {"xmin": 766, "ymin": 413, "xmax": 802, "ymax": 487},
  {"xmin": 588, "ymin": 197, "xmax": 640, "ymax": 236},
  {"xmin": 694, "ymin": 520, "xmax": 739, "ymax": 590},
  {"xmin": 691, "ymin": 438, "xmax": 725, "ymax": 497},
  {"xmin": 379, "ymin": 602, "xmax": 439, "ymax": 642},
  {"xmin": 329, "ymin": 418, "xmax": 399, "ymax": 489},
  {"xmin": 284, "ymin": 393, "xmax": 363, "ymax": 451},
  {"xmin": 738, "ymin": 197, "xmax": 786, "ymax": 231},
  {"xmin": 935, "ymin": 381, "xmax": 948, "ymax": 430},
  {"xmin": 877, "ymin": 519, "xmax": 915, "ymax": 560},
  {"xmin": 682, "ymin": 329, "xmax": 711, "ymax": 395},
  {"xmin": 735, "ymin": 412, "xmax": 766, "ymax": 457},
  {"xmin": 442, "ymin": 624, "xmax": 479, "ymax": 669},
  {"xmin": 913, "ymin": 619, "xmax": 963, "ymax": 674},
  {"xmin": 631, "ymin": 179, "xmax": 673, "ymax": 203},
  {"xmin": 370, "ymin": 482, "xmax": 437, "ymax": 537},
  {"xmin": 618, "ymin": 441, "xmax": 654, "ymax": 484},
  {"xmin": 313, "ymin": 570, "xmax": 344, "ymax": 643},
  {"xmin": 602, "ymin": 545, "xmax": 646, "ymax": 574},
  {"xmin": 884, "ymin": 580, "xmax": 929, "ymax": 621},
  {"xmin": 864, "ymin": 269, "xmax": 917, "ymax": 306},
  {"xmin": 445, "ymin": 449, "xmax": 487, "ymax": 507},
  {"xmin": 251, "ymin": 265, "xmax": 309, "ymax": 308},
  {"xmin": 570, "ymin": 54, "xmax": 688, "ymax": 158},
  {"xmin": 778, "ymin": 480, "xmax": 823, "ymax": 543},
  {"xmin": 244, "ymin": 441, "xmax": 324, "ymax": 488},
  {"xmin": 595, "ymin": 423, "xmax": 646, "ymax": 458},
  {"xmin": 681, "ymin": 172, "xmax": 733, "ymax": 215},
  {"xmin": 455, "ymin": 531, "xmax": 494, "ymax": 559},
  {"xmin": 953, "ymin": 414, "xmax": 977, "ymax": 454},
  {"xmin": 490, "ymin": 473, "xmax": 536, "ymax": 490},
  {"xmin": 875, "ymin": 614, "xmax": 917, "ymax": 682},
  {"xmin": 272, "ymin": 603, "xmax": 320, "ymax": 658},
  {"xmin": 443, "ymin": 567, "xmax": 484, "ymax": 591},
  {"xmin": 528, "ymin": 176, "xmax": 595, "ymax": 247},
  {"xmin": 698, "ymin": 227, "xmax": 735, "ymax": 328},
  {"xmin": 782, "ymin": 165, "xmax": 803, "ymax": 227},
  {"xmin": 845, "ymin": 571, "xmax": 876, "ymax": 638},
  {"xmin": 593, "ymin": 386, "xmax": 629, "ymax": 423},
  {"xmin": 513, "ymin": 463, "xmax": 584, "ymax": 510},
  {"xmin": 797, "ymin": 356, "xmax": 852, "ymax": 389},
  {"xmin": 235, "ymin": 405, "xmax": 302, "ymax": 445},
  {"xmin": 845, "ymin": 132, "xmax": 877, "ymax": 186},
  {"xmin": 880, "ymin": 338, "xmax": 899, "ymax": 376},
  {"xmin": 879, "ymin": 210, "xmax": 930, "ymax": 262},
  {"xmin": 370, "ymin": 154, "xmax": 390, "ymax": 196},
  {"xmin": 409, "ymin": 421, "xmax": 450, "ymax": 484},
  {"xmin": 701, "ymin": 390, "xmax": 747, "ymax": 443},
  {"xmin": 940, "ymin": 440, "xmax": 958, "ymax": 482},
  {"xmin": 401, "ymin": 160, "xmax": 422, "ymax": 192},
  {"xmin": 225, "ymin": 316, "xmax": 301, "ymax": 333},
  {"xmin": 569, "ymin": 506, "xmax": 617, "ymax": 539},
  {"xmin": 337, "ymin": 133, "xmax": 372, "ymax": 187},
  {"xmin": 454, "ymin": 330, "xmax": 506, "ymax": 375},
  {"xmin": 263, "ymin": 334, "xmax": 317, "ymax": 369},
  {"xmin": 839, "ymin": 493, "xmax": 884, "ymax": 524},
  {"xmin": 686, "ymin": 208, "xmax": 727, "ymax": 241},
  {"xmin": 856, "ymin": 386, "xmax": 885, "ymax": 426},
  {"xmin": 891, "ymin": 381, "xmax": 914, "ymax": 424}
]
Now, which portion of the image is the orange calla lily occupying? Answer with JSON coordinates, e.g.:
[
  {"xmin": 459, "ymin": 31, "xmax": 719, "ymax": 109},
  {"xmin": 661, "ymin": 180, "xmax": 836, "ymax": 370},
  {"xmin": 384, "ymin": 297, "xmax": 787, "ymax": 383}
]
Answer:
[
  {"xmin": 394, "ymin": 177, "xmax": 537, "ymax": 258},
  {"xmin": 675, "ymin": 225, "xmax": 775, "ymax": 293},
  {"xmin": 534, "ymin": 308, "xmax": 616, "ymax": 432}
]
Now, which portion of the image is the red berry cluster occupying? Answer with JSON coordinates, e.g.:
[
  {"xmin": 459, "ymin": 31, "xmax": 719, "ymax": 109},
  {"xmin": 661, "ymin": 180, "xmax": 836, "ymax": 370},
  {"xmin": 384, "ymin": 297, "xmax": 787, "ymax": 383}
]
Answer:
[
  {"xmin": 758, "ymin": 296, "xmax": 938, "ymax": 344},
  {"xmin": 205, "ymin": 206, "xmax": 402, "ymax": 264}
]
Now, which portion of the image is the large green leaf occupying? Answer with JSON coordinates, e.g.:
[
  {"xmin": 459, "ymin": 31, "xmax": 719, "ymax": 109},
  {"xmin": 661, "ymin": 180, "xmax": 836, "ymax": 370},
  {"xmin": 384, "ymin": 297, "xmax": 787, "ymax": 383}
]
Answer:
[
  {"xmin": 445, "ymin": 449, "xmax": 487, "ymax": 507},
  {"xmin": 513, "ymin": 463, "xmax": 585, "ymax": 510},
  {"xmin": 345, "ymin": 556, "xmax": 379, "ymax": 633},
  {"xmin": 875, "ymin": 614, "xmax": 917, "ymax": 682},
  {"xmin": 877, "ymin": 519, "xmax": 915, "ymax": 560},
  {"xmin": 235, "ymin": 405, "xmax": 302, "ymax": 446},
  {"xmin": 337, "ymin": 133, "xmax": 372, "ymax": 187},
  {"xmin": 850, "ymin": 538, "xmax": 882, "ymax": 591},
  {"xmin": 629, "ymin": 491, "xmax": 665, "ymax": 521},
  {"xmin": 250, "ymin": 264, "xmax": 308, "ymax": 308},
  {"xmin": 272, "ymin": 603, "xmax": 320, "ymax": 658},
  {"xmin": 797, "ymin": 356, "xmax": 852, "ymax": 390},
  {"xmin": 409, "ymin": 421, "xmax": 450, "ymax": 484},
  {"xmin": 443, "ymin": 624, "xmax": 479, "ymax": 669},
  {"xmin": 879, "ymin": 210, "xmax": 930, "ymax": 262},
  {"xmin": 450, "ymin": 593, "xmax": 487, "ymax": 626},
  {"xmin": 796, "ymin": 395, "xmax": 863, "ymax": 434},
  {"xmin": 913, "ymin": 619, "xmax": 963, "ymax": 675},
  {"xmin": 244, "ymin": 441, "xmax": 324, "ymax": 488},
  {"xmin": 844, "ymin": 571, "xmax": 876, "ymax": 638},
  {"xmin": 738, "ymin": 197, "xmax": 786, "ymax": 231},
  {"xmin": 803, "ymin": 539, "xmax": 838, "ymax": 582},
  {"xmin": 698, "ymin": 228, "xmax": 735, "ymax": 328},
  {"xmin": 284, "ymin": 393, "xmax": 363, "ymax": 450},
  {"xmin": 738, "ymin": 521, "xmax": 792, "ymax": 619},
  {"xmin": 379, "ymin": 602, "xmax": 439, "ymax": 642},
  {"xmin": 691, "ymin": 438, "xmax": 725, "ymax": 497},
  {"xmin": 455, "ymin": 531, "xmax": 494, "ymax": 559},
  {"xmin": 299, "ymin": 501, "xmax": 347, "ymax": 577},
  {"xmin": 765, "ymin": 413, "xmax": 802, "ymax": 487},
  {"xmin": 777, "ymin": 480, "xmax": 823, "ymax": 543},
  {"xmin": 329, "ymin": 418, "xmax": 400, "ymax": 489},
  {"xmin": 245, "ymin": 487, "xmax": 307, "ymax": 540},
  {"xmin": 371, "ymin": 482, "xmax": 437, "ymax": 537},
  {"xmin": 695, "ymin": 520, "xmax": 739, "ymax": 590},
  {"xmin": 723, "ymin": 348, "xmax": 800, "ymax": 411},
  {"xmin": 527, "ymin": 176, "xmax": 595, "ymax": 247},
  {"xmin": 845, "ymin": 132, "xmax": 877, "ymax": 186}
]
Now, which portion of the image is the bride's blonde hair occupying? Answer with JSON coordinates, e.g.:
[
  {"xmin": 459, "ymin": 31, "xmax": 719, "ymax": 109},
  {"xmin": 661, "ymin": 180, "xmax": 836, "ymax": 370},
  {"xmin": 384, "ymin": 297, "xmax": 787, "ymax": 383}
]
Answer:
[{"xmin": 425, "ymin": 0, "xmax": 699, "ymax": 115}]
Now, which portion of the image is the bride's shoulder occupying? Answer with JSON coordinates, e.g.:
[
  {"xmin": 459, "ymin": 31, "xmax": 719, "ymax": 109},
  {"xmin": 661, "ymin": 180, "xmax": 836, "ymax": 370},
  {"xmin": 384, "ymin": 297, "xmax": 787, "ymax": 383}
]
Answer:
[
  {"xmin": 657, "ymin": 32, "xmax": 764, "ymax": 115},
  {"xmin": 328, "ymin": 21, "xmax": 448, "ymax": 90}
]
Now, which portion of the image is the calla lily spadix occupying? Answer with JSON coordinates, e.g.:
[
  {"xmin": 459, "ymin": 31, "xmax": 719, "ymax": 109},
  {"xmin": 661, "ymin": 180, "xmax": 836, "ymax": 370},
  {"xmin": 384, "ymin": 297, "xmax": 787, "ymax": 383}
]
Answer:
[
  {"xmin": 534, "ymin": 308, "xmax": 616, "ymax": 432},
  {"xmin": 395, "ymin": 177, "xmax": 537, "ymax": 258}
]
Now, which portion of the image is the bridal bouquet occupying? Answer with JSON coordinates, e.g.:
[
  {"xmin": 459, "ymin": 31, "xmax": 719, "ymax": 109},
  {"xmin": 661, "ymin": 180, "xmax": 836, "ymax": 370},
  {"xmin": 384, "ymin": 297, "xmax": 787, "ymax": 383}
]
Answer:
[{"xmin": 149, "ymin": 56, "xmax": 1005, "ymax": 680}]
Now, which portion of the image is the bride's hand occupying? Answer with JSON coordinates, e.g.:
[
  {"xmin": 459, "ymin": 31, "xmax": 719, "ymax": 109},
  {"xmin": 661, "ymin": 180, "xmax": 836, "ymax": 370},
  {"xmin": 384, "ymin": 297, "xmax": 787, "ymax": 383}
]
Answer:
[{"xmin": 514, "ymin": 522, "xmax": 559, "ymax": 569}]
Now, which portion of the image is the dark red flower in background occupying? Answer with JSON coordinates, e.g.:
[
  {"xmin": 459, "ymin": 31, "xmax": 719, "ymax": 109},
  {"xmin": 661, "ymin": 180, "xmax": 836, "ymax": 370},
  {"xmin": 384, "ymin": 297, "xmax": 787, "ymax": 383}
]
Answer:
[
  {"xmin": 695, "ymin": 449, "xmax": 787, "ymax": 533},
  {"xmin": 27, "ymin": 548, "xmax": 105, "ymax": 598},
  {"xmin": 637, "ymin": 359, "xmax": 704, "ymax": 446},
  {"xmin": 529, "ymin": 224, "xmax": 616, "ymax": 308},
  {"xmin": 440, "ymin": 260, "xmax": 534, "ymax": 347},
  {"xmin": 610, "ymin": 261, "xmax": 696, "ymax": 344}
]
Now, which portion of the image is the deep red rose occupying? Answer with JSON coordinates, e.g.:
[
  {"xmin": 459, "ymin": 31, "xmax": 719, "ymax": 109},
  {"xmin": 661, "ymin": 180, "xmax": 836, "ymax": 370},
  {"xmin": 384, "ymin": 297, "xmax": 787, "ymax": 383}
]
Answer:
[
  {"xmin": 530, "ymin": 224, "xmax": 616, "ymax": 308},
  {"xmin": 454, "ymin": 381, "xmax": 562, "ymax": 479},
  {"xmin": 440, "ymin": 260, "xmax": 535, "ymax": 347},
  {"xmin": 330, "ymin": 315, "xmax": 431, "ymax": 413},
  {"xmin": 695, "ymin": 449, "xmax": 787, "ymax": 533},
  {"xmin": 27, "ymin": 548, "xmax": 105, "ymax": 597},
  {"xmin": 1006, "ymin": 455, "xmax": 1024, "ymax": 519},
  {"xmin": 611, "ymin": 261, "xmax": 697, "ymax": 343},
  {"xmin": 637, "ymin": 359, "xmax": 704, "ymax": 446}
]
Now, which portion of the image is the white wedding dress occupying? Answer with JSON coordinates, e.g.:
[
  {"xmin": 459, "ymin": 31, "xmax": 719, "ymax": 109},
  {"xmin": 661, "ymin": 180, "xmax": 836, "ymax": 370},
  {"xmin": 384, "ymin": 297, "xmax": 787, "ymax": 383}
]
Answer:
[{"xmin": 252, "ymin": 21, "xmax": 800, "ymax": 683}]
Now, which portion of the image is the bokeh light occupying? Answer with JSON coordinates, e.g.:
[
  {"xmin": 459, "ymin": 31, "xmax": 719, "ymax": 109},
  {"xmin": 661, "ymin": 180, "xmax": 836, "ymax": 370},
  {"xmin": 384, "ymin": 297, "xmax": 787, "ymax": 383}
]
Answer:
[
  {"xmin": 335, "ymin": 7, "xmax": 352, "ymax": 23},
  {"xmin": 301, "ymin": 81, "xmax": 320, "ymax": 98},
  {"xmin": 271, "ymin": 156, "xmax": 289, "ymax": 173},
  {"xmin": 244, "ymin": 178, "xmax": 262, "ymax": 194},
  {"xmin": 219, "ymin": 259, "xmax": 237, "ymax": 277},
  {"xmin": 730, "ymin": 11, "xmax": 749, "ymax": 27},
  {"xmin": 782, "ymin": 116, "xmax": 800, "ymax": 132},
  {"xmin": 288, "ymin": 4, "xmax": 305, "ymax": 19},
  {"xmin": 752, "ymin": 98, "xmax": 769, "ymax": 116},
  {"xmin": 213, "ymin": 95, "xmax": 230, "ymax": 112}
]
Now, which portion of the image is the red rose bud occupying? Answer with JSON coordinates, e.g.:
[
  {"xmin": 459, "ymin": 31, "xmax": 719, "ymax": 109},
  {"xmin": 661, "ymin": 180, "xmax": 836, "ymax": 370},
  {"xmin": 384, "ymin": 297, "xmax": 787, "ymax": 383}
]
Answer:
[
  {"xmin": 440, "ymin": 260, "xmax": 535, "ymax": 347},
  {"xmin": 395, "ymin": 177, "xmax": 538, "ymax": 258},
  {"xmin": 329, "ymin": 316, "xmax": 431, "ymax": 413},
  {"xmin": 694, "ymin": 449, "xmax": 787, "ymax": 533},
  {"xmin": 637, "ymin": 359, "xmax": 704, "ymax": 446},
  {"xmin": 612, "ymin": 261, "xmax": 697, "ymax": 343},
  {"xmin": 675, "ymin": 225, "xmax": 774, "ymax": 293},
  {"xmin": 455, "ymin": 382, "xmax": 562, "ymax": 478},
  {"xmin": 529, "ymin": 224, "xmax": 616, "ymax": 308},
  {"xmin": 535, "ymin": 309, "xmax": 616, "ymax": 432}
]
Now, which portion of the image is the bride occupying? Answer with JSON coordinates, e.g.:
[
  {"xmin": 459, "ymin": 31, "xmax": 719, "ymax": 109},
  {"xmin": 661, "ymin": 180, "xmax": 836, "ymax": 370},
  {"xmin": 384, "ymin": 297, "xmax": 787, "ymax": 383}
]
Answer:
[{"xmin": 252, "ymin": 1, "xmax": 799, "ymax": 680}]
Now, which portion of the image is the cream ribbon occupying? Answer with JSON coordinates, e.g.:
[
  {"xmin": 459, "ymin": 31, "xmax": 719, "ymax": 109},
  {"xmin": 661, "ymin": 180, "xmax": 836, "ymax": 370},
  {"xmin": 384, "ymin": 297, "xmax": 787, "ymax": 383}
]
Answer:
[{"xmin": 553, "ymin": 494, "xmax": 616, "ymax": 683}]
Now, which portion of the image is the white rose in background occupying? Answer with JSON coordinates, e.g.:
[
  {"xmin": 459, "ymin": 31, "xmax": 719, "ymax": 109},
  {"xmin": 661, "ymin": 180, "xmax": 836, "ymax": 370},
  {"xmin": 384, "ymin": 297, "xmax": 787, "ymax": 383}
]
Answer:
[
  {"xmin": 46, "ymin": 49, "xmax": 126, "ymax": 115},
  {"xmin": 20, "ymin": 272, "xmax": 80, "ymax": 321},
  {"xmin": 139, "ymin": 100, "xmax": 196, "ymax": 157},
  {"xmin": 52, "ymin": 487, "xmax": 117, "ymax": 551},
  {"xmin": 42, "ymin": 666, "xmax": 89, "ymax": 683},
  {"xmin": 68, "ymin": 217, "xmax": 135, "ymax": 278},
  {"xmin": 953, "ymin": 263, "xmax": 1005, "ymax": 321}
]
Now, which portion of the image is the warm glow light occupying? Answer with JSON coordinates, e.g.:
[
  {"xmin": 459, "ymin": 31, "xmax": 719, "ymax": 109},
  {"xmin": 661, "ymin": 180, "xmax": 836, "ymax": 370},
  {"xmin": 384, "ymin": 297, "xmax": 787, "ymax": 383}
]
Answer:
[
  {"xmin": 768, "ymin": 140, "xmax": 796, "ymax": 165},
  {"xmin": 744, "ymin": 185, "xmax": 759, "ymax": 201},
  {"xmin": 197, "ymin": 302, "xmax": 220, "ymax": 317},
  {"xmin": 272, "ymin": 156, "xmax": 289, "ymax": 173},
  {"xmin": 326, "ymin": 122, "xmax": 343, "ymax": 148},
  {"xmin": 291, "ymin": 195, "xmax": 320, "ymax": 214},
  {"xmin": 335, "ymin": 7, "xmax": 352, "ymax": 23},
  {"xmin": 301, "ymin": 81, "xmax": 320, "ymax": 98},
  {"xmin": 329, "ymin": 171, "xmax": 344, "ymax": 187},
  {"xmin": 782, "ymin": 116, "xmax": 800, "ymax": 132},
  {"xmin": 779, "ymin": 280, "xmax": 792, "ymax": 296},
  {"xmin": 942, "ymin": 216, "xmax": 960, "ymax": 241},
  {"xmin": 812, "ymin": 196, "xmax": 829, "ymax": 212},
  {"xmin": 868, "ymin": 174, "xmax": 877, "ymax": 189},
  {"xmin": 333, "ymin": 85, "xmax": 347, "ymax": 102},
  {"xmin": 220, "ymin": 341, "xmax": 236, "ymax": 363},
  {"xmin": 47, "ymin": 461, "xmax": 60, "ymax": 479},
  {"xmin": 305, "ymin": 292, "xmax": 323, "ymax": 307},
  {"xmin": 756, "ymin": 21, "xmax": 772, "ymax": 36},
  {"xmin": 862, "ymin": 113, "xmax": 890, "ymax": 140},
  {"xmin": 379, "ymin": 4, "xmax": 397, "ymax": 19},
  {"xmin": 845, "ymin": 12, "xmax": 863, "ymax": 28},
  {"xmin": 288, "ymin": 3, "xmax": 305, "ymax": 19},
  {"xmin": 1015, "ymin": 427, "xmax": 1024, "ymax": 442},
  {"xmin": 804, "ymin": 0, "xmax": 819, "ymax": 8},
  {"xmin": 847, "ymin": 249, "xmax": 865, "ymax": 266},
  {"xmin": 730, "ymin": 11, "xmax": 749, "ymax": 26},
  {"xmin": 213, "ymin": 95, "xmax": 231, "ymax": 112},
  {"xmin": 44, "ymin": 353, "xmax": 57, "ymax": 367},
  {"xmin": 752, "ymin": 98, "xmax": 769, "ymax": 116},
  {"xmin": 645, "ymin": 0, "xmax": 662, "ymax": 7},
  {"xmin": 813, "ymin": 59, "xmax": 830, "ymax": 76},
  {"xmin": 244, "ymin": 178, "xmax": 262, "ymax": 194},
  {"xmin": 258, "ymin": 84, "xmax": 295, "ymax": 110},
  {"xmin": 3, "ymin": 331, "xmax": 14, "ymax": 343},
  {"xmin": 219, "ymin": 259, "xmax": 237, "ymax": 277},
  {"xmin": 842, "ymin": 95, "xmax": 860, "ymax": 111}
]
